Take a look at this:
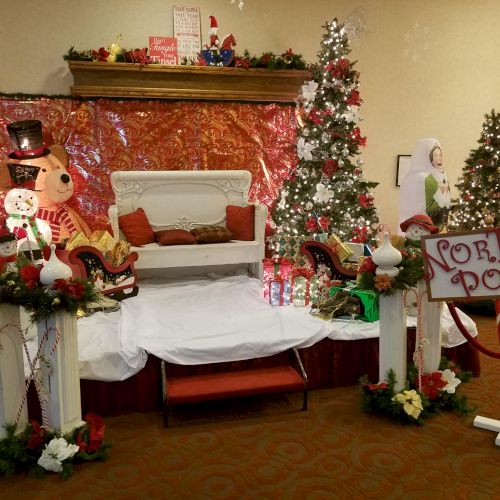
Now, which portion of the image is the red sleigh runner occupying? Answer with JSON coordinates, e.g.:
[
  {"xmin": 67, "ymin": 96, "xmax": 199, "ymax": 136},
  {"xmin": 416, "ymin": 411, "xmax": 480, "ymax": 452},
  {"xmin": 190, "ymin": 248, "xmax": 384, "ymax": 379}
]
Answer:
[{"xmin": 68, "ymin": 245, "xmax": 139, "ymax": 301}]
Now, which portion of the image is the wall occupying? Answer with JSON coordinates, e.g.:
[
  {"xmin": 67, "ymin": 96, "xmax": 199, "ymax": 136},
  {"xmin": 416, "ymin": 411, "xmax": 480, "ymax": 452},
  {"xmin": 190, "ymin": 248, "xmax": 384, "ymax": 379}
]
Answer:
[{"xmin": 1, "ymin": 0, "xmax": 499, "ymax": 232}]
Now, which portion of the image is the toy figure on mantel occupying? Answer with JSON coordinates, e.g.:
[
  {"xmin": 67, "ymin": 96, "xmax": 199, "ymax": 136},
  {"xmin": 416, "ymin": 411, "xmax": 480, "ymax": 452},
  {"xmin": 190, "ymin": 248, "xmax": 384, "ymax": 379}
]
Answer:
[
  {"xmin": 201, "ymin": 15, "xmax": 236, "ymax": 66},
  {"xmin": 0, "ymin": 220, "xmax": 21, "ymax": 273},
  {"xmin": 0, "ymin": 120, "xmax": 91, "ymax": 246}
]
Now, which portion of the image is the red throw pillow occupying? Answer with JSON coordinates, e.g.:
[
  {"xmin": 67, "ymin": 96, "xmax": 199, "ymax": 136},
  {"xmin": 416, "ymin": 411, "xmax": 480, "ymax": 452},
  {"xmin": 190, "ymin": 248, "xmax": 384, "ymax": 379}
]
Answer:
[
  {"xmin": 226, "ymin": 205, "xmax": 255, "ymax": 241},
  {"xmin": 118, "ymin": 208, "xmax": 155, "ymax": 246},
  {"xmin": 156, "ymin": 229, "xmax": 196, "ymax": 246}
]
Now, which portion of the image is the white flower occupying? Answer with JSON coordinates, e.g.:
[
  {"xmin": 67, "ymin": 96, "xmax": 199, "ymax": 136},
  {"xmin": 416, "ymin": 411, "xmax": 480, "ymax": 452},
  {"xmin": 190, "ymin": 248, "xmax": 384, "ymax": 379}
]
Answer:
[
  {"xmin": 314, "ymin": 183, "xmax": 335, "ymax": 203},
  {"xmin": 439, "ymin": 369, "xmax": 462, "ymax": 394},
  {"xmin": 38, "ymin": 437, "xmax": 80, "ymax": 473},
  {"xmin": 277, "ymin": 190, "xmax": 288, "ymax": 209},
  {"xmin": 392, "ymin": 390, "xmax": 423, "ymax": 420},
  {"xmin": 301, "ymin": 80, "xmax": 319, "ymax": 103},
  {"xmin": 344, "ymin": 106, "xmax": 359, "ymax": 123},
  {"xmin": 297, "ymin": 137, "xmax": 316, "ymax": 161}
]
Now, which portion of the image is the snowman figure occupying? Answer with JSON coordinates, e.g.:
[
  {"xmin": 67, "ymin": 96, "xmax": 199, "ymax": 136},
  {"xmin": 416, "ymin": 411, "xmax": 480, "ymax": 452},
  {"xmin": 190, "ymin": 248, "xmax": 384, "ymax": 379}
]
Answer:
[
  {"xmin": 400, "ymin": 213, "xmax": 439, "ymax": 244},
  {"xmin": 4, "ymin": 163, "xmax": 52, "ymax": 252}
]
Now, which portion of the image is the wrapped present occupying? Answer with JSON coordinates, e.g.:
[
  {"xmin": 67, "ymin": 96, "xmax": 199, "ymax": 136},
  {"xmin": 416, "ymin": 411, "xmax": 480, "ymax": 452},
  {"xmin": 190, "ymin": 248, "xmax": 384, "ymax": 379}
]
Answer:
[
  {"xmin": 262, "ymin": 257, "xmax": 293, "ymax": 299},
  {"xmin": 269, "ymin": 275, "xmax": 291, "ymax": 306},
  {"xmin": 112, "ymin": 239, "xmax": 131, "ymax": 266},
  {"xmin": 291, "ymin": 267, "xmax": 315, "ymax": 307},
  {"xmin": 65, "ymin": 231, "xmax": 90, "ymax": 251},
  {"xmin": 276, "ymin": 235, "xmax": 309, "ymax": 268},
  {"xmin": 89, "ymin": 230, "xmax": 115, "ymax": 254},
  {"xmin": 326, "ymin": 234, "xmax": 353, "ymax": 262},
  {"xmin": 345, "ymin": 242, "xmax": 364, "ymax": 263},
  {"xmin": 329, "ymin": 286, "xmax": 379, "ymax": 322}
]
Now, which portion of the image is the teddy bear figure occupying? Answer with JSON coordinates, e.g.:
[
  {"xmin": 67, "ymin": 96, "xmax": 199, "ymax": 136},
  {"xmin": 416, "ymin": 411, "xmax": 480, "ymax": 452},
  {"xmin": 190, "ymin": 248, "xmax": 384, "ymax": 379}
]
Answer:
[{"xmin": 1, "ymin": 120, "xmax": 91, "ymax": 246}]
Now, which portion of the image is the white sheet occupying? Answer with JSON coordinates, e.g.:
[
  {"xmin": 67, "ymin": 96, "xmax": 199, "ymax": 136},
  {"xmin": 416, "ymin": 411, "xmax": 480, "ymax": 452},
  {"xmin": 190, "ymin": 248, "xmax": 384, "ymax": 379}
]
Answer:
[{"xmin": 23, "ymin": 274, "xmax": 479, "ymax": 381}]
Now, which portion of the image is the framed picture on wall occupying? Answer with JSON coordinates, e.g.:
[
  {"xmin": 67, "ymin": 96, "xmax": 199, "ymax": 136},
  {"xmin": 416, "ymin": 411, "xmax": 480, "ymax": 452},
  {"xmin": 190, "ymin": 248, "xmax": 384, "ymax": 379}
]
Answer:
[{"xmin": 396, "ymin": 155, "xmax": 411, "ymax": 187}]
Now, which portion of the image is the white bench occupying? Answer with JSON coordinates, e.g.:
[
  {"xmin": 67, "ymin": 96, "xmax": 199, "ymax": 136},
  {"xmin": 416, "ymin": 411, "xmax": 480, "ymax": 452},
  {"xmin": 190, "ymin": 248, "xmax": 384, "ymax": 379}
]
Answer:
[{"xmin": 108, "ymin": 170, "xmax": 267, "ymax": 278}]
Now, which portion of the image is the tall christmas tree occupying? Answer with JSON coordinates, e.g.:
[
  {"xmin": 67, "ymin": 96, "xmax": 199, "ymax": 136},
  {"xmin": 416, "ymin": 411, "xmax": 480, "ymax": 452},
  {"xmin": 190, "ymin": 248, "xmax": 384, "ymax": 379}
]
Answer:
[
  {"xmin": 450, "ymin": 110, "xmax": 499, "ymax": 230},
  {"xmin": 270, "ymin": 18, "xmax": 378, "ymax": 251}
]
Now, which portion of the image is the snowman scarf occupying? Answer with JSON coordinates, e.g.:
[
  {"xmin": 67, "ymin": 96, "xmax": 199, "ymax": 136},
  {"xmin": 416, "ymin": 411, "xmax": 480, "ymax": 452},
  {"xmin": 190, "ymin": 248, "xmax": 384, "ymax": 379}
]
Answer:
[{"xmin": 9, "ymin": 213, "xmax": 48, "ymax": 249}]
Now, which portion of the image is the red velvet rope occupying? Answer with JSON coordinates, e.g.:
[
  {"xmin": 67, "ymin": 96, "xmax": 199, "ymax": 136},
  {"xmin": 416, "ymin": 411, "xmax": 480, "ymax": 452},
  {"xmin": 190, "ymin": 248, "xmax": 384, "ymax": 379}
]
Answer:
[{"xmin": 447, "ymin": 302, "xmax": 500, "ymax": 359}]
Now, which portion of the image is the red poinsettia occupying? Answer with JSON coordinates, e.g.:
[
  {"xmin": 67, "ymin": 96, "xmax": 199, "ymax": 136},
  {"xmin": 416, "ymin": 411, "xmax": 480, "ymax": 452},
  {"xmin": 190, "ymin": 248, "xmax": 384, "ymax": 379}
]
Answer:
[
  {"xmin": 323, "ymin": 159, "xmax": 339, "ymax": 177},
  {"xmin": 358, "ymin": 193, "xmax": 374, "ymax": 208},
  {"xmin": 27, "ymin": 420, "xmax": 46, "ymax": 449},
  {"xmin": 20, "ymin": 264, "xmax": 41, "ymax": 289},
  {"xmin": 325, "ymin": 58, "xmax": 350, "ymax": 77},
  {"xmin": 346, "ymin": 90, "xmax": 362, "ymax": 106},
  {"xmin": 235, "ymin": 57, "xmax": 251, "ymax": 68},
  {"xmin": 51, "ymin": 279, "xmax": 85, "ymax": 299},
  {"xmin": 421, "ymin": 372, "xmax": 447, "ymax": 400},
  {"xmin": 305, "ymin": 216, "xmax": 318, "ymax": 232},
  {"xmin": 91, "ymin": 47, "xmax": 110, "ymax": 62},
  {"xmin": 77, "ymin": 413, "xmax": 106, "ymax": 454},
  {"xmin": 132, "ymin": 48, "xmax": 151, "ymax": 65},
  {"xmin": 351, "ymin": 226, "xmax": 368, "ymax": 243},
  {"xmin": 358, "ymin": 256, "xmax": 376, "ymax": 274},
  {"xmin": 351, "ymin": 128, "xmax": 367, "ymax": 147}
]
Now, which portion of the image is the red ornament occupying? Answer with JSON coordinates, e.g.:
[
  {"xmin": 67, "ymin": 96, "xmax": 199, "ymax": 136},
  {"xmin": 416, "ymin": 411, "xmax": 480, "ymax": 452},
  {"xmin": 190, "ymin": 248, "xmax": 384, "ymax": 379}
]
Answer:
[
  {"xmin": 308, "ymin": 107, "xmax": 324, "ymax": 125},
  {"xmin": 305, "ymin": 216, "xmax": 318, "ymax": 232},
  {"xmin": 318, "ymin": 216, "xmax": 330, "ymax": 231}
]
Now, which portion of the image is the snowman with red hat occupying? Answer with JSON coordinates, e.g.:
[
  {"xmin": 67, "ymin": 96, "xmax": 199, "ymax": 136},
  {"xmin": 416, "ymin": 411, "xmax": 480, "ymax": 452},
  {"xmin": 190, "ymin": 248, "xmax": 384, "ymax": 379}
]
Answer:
[
  {"xmin": 0, "ymin": 221, "xmax": 23, "ymax": 273},
  {"xmin": 207, "ymin": 15, "xmax": 220, "ymax": 50},
  {"xmin": 400, "ymin": 213, "xmax": 439, "ymax": 243}
]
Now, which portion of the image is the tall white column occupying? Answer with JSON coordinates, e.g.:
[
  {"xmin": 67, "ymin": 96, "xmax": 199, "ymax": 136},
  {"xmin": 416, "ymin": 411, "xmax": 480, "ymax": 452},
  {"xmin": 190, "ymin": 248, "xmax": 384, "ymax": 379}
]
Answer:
[
  {"xmin": 0, "ymin": 304, "xmax": 28, "ymax": 438},
  {"xmin": 417, "ymin": 280, "xmax": 443, "ymax": 373},
  {"xmin": 37, "ymin": 311, "xmax": 83, "ymax": 433},
  {"xmin": 379, "ymin": 291, "xmax": 407, "ymax": 392}
]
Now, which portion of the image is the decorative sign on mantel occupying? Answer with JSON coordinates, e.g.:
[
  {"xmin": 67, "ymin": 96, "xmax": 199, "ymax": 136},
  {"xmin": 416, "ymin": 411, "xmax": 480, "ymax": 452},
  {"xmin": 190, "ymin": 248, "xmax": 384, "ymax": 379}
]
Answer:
[
  {"xmin": 421, "ymin": 228, "xmax": 500, "ymax": 301},
  {"xmin": 149, "ymin": 36, "xmax": 178, "ymax": 65},
  {"xmin": 173, "ymin": 5, "xmax": 201, "ymax": 63}
]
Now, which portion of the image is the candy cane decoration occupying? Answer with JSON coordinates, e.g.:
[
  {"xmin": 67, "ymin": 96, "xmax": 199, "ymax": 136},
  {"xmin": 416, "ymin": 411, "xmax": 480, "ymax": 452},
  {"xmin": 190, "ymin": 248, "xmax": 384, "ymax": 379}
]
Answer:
[{"xmin": 414, "ymin": 291, "xmax": 424, "ymax": 392}]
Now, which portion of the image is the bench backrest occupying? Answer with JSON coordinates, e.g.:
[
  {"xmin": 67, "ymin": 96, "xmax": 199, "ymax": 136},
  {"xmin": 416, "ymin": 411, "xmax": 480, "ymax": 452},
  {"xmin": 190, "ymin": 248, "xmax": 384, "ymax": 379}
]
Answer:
[{"xmin": 110, "ymin": 170, "xmax": 251, "ymax": 231}]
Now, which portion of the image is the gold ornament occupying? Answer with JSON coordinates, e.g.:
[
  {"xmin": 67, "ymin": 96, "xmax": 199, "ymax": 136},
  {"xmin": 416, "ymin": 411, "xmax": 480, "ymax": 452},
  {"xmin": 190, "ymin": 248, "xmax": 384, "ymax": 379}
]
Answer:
[{"xmin": 52, "ymin": 297, "xmax": 61, "ymax": 305}]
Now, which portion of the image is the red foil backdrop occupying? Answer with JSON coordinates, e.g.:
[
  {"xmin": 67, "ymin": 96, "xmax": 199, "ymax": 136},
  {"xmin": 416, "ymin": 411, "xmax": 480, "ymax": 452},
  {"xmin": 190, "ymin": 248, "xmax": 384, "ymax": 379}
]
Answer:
[{"xmin": 0, "ymin": 98, "xmax": 298, "ymax": 231}]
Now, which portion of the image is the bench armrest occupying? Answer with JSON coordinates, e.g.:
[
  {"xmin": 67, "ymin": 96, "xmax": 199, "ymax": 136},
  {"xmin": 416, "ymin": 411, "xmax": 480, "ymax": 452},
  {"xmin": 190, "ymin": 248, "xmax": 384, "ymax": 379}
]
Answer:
[{"xmin": 108, "ymin": 204, "xmax": 120, "ymax": 240}]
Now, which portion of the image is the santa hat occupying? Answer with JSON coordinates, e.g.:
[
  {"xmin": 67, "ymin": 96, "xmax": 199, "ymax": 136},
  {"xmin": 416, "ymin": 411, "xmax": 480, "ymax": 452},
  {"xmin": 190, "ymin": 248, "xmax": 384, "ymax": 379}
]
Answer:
[
  {"xmin": 209, "ymin": 15, "xmax": 218, "ymax": 28},
  {"xmin": 7, "ymin": 120, "xmax": 50, "ymax": 160},
  {"xmin": 7, "ymin": 163, "xmax": 40, "ymax": 190},
  {"xmin": 0, "ymin": 222, "xmax": 15, "ymax": 243},
  {"xmin": 400, "ymin": 214, "xmax": 439, "ymax": 234}
]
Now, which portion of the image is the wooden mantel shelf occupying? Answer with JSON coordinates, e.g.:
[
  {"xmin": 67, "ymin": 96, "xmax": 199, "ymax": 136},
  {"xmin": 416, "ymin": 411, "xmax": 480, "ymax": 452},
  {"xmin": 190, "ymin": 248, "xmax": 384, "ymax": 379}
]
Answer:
[{"xmin": 68, "ymin": 61, "xmax": 309, "ymax": 103}]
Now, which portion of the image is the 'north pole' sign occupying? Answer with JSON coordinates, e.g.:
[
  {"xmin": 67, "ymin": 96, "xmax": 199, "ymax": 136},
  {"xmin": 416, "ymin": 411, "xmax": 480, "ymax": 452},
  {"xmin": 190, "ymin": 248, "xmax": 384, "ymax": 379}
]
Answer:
[{"xmin": 421, "ymin": 228, "xmax": 500, "ymax": 301}]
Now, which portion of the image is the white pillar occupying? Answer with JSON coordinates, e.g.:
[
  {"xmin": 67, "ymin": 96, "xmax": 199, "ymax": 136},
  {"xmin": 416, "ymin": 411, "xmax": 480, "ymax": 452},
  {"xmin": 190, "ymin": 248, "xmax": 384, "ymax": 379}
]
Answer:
[
  {"xmin": 379, "ymin": 290, "xmax": 407, "ymax": 392},
  {"xmin": 0, "ymin": 304, "xmax": 28, "ymax": 438},
  {"xmin": 417, "ymin": 280, "xmax": 443, "ymax": 373},
  {"xmin": 37, "ymin": 311, "xmax": 83, "ymax": 433}
]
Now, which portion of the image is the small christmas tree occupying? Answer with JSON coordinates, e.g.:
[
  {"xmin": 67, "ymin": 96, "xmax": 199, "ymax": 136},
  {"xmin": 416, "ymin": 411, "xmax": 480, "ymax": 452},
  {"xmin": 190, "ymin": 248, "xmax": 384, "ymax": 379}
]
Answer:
[
  {"xmin": 270, "ymin": 18, "xmax": 379, "ymax": 252},
  {"xmin": 450, "ymin": 110, "xmax": 499, "ymax": 230}
]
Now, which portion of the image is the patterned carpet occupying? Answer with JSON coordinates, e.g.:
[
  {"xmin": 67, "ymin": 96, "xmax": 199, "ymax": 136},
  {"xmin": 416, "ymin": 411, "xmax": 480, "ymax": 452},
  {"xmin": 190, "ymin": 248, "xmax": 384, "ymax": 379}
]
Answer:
[{"xmin": 2, "ymin": 314, "xmax": 499, "ymax": 499}]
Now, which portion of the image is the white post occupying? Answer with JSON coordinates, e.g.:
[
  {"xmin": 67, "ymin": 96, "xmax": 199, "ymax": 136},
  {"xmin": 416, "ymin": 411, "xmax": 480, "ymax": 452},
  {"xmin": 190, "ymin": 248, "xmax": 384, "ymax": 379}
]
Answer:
[
  {"xmin": 37, "ymin": 311, "xmax": 84, "ymax": 433},
  {"xmin": 379, "ymin": 290, "xmax": 407, "ymax": 392},
  {"xmin": 417, "ymin": 280, "xmax": 443, "ymax": 373},
  {"xmin": 0, "ymin": 304, "xmax": 28, "ymax": 437}
]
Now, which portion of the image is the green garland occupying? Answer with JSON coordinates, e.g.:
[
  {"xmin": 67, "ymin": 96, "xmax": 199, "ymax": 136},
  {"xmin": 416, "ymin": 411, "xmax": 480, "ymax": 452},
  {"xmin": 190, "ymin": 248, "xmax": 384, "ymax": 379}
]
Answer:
[
  {"xmin": 0, "ymin": 417, "xmax": 110, "ymax": 479},
  {"xmin": 0, "ymin": 257, "xmax": 99, "ymax": 323},
  {"xmin": 356, "ymin": 240, "xmax": 425, "ymax": 295},
  {"xmin": 360, "ymin": 358, "xmax": 473, "ymax": 425}
]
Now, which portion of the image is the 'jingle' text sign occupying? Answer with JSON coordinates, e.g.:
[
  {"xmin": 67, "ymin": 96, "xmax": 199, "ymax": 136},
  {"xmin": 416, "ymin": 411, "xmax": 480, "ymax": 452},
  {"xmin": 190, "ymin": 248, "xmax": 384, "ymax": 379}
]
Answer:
[{"xmin": 421, "ymin": 228, "xmax": 500, "ymax": 301}]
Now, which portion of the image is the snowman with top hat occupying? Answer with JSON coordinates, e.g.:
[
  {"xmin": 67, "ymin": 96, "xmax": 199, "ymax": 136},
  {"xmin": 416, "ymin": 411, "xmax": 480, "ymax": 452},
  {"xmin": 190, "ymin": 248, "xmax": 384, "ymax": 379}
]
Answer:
[{"xmin": 3, "ymin": 120, "xmax": 52, "ymax": 256}]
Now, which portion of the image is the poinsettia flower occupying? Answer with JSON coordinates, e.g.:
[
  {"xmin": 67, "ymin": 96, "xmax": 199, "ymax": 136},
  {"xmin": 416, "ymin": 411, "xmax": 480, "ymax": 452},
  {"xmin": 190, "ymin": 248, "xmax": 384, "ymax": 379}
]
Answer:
[
  {"xmin": 346, "ymin": 90, "xmax": 362, "ymax": 106},
  {"xmin": 315, "ymin": 183, "xmax": 335, "ymax": 203},
  {"xmin": 91, "ymin": 47, "xmax": 110, "ymax": 62},
  {"xmin": 421, "ymin": 371, "xmax": 447, "ymax": 400},
  {"xmin": 392, "ymin": 390, "xmax": 423, "ymax": 420},
  {"xmin": 27, "ymin": 420, "xmax": 46, "ymax": 449},
  {"xmin": 300, "ymin": 80, "xmax": 319, "ymax": 103},
  {"xmin": 358, "ymin": 256, "xmax": 376, "ymax": 274},
  {"xmin": 51, "ymin": 279, "xmax": 85, "ymax": 299},
  {"xmin": 20, "ymin": 264, "xmax": 40, "ymax": 289},
  {"xmin": 297, "ymin": 137, "xmax": 315, "ymax": 161},
  {"xmin": 440, "ymin": 368, "xmax": 462, "ymax": 394},
  {"xmin": 38, "ymin": 438, "xmax": 79, "ymax": 473},
  {"xmin": 358, "ymin": 193, "xmax": 374, "ymax": 208},
  {"xmin": 85, "ymin": 413, "xmax": 105, "ymax": 453}
]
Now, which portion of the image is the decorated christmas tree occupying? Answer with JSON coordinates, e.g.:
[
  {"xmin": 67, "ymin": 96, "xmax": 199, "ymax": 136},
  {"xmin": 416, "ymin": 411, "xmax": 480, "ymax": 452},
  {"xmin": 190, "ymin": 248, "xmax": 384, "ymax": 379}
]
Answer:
[
  {"xmin": 449, "ymin": 110, "xmax": 499, "ymax": 230},
  {"xmin": 270, "ymin": 18, "xmax": 379, "ymax": 254}
]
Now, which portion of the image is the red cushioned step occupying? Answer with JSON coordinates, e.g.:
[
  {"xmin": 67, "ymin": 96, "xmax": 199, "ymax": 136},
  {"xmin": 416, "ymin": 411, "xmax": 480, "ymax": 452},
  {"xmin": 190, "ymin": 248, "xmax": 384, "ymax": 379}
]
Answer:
[{"xmin": 166, "ymin": 365, "xmax": 305, "ymax": 405}]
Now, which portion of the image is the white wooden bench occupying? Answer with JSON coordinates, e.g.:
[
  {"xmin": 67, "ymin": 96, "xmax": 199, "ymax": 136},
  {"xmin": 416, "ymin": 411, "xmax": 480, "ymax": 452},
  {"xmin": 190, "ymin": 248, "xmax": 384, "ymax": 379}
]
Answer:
[{"xmin": 108, "ymin": 170, "xmax": 267, "ymax": 278}]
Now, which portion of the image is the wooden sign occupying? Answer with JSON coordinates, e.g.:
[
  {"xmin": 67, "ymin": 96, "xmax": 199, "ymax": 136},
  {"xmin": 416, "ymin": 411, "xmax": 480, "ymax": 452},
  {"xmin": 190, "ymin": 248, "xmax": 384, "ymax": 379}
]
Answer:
[
  {"xmin": 149, "ymin": 36, "xmax": 178, "ymax": 65},
  {"xmin": 421, "ymin": 228, "xmax": 500, "ymax": 301},
  {"xmin": 173, "ymin": 5, "xmax": 201, "ymax": 63}
]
